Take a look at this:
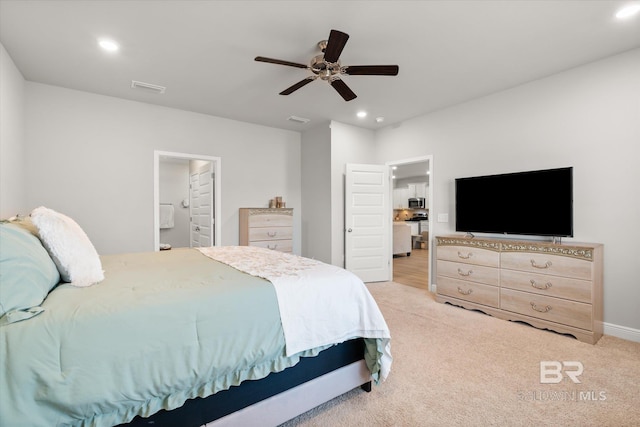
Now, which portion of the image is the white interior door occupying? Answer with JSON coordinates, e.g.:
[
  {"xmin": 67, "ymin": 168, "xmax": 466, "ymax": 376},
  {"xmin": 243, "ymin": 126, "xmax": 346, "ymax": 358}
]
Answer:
[
  {"xmin": 345, "ymin": 163, "xmax": 390, "ymax": 282},
  {"xmin": 190, "ymin": 163, "xmax": 213, "ymax": 247}
]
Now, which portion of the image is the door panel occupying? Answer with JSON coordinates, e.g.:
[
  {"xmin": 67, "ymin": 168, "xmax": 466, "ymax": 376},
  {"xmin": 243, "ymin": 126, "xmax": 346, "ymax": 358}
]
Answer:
[
  {"xmin": 190, "ymin": 163, "xmax": 213, "ymax": 247},
  {"xmin": 345, "ymin": 164, "xmax": 390, "ymax": 282}
]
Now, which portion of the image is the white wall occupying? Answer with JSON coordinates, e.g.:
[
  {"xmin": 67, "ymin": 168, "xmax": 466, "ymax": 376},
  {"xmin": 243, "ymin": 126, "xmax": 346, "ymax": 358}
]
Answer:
[
  {"xmin": 24, "ymin": 82, "xmax": 301, "ymax": 255},
  {"xmin": 0, "ymin": 43, "xmax": 26, "ymax": 218},
  {"xmin": 330, "ymin": 121, "xmax": 377, "ymax": 266},
  {"xmin": 301, "ymin": 123, "xmax": 332, "ymax": 263},
  {"xmin": 375, "ymin": 49, "xmax": 640, "ymax": 331}
]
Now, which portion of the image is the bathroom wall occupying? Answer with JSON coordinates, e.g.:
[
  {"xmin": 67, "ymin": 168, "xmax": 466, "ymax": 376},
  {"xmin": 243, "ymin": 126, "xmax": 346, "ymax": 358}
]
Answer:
[{"xmin": 159, "ymin": 160, "xmax": 190, "ymax": 248}]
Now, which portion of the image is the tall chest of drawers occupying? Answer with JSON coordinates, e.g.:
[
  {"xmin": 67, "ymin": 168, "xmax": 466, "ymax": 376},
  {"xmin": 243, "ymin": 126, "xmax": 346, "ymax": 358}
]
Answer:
[
  {"xmin": 436, "ymin": 236, "xmax": 603, "ymax": 344},
  {"xmin": 239, "ymin": 208, "xmax": 293, "ymax": 253}
]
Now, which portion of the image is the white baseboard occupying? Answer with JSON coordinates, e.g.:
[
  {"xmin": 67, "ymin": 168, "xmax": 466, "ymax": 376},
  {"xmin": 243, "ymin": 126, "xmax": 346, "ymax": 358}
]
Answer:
[{"xmin": 603, "ymin": 322, "xmax": 640, "ymax": 343}]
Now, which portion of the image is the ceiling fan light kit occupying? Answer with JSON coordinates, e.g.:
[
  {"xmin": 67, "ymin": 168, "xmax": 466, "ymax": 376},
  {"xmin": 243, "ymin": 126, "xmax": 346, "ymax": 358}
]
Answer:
[{"xmin": 255, "ymin": 29, "xmax": 399, "ymax": 101}]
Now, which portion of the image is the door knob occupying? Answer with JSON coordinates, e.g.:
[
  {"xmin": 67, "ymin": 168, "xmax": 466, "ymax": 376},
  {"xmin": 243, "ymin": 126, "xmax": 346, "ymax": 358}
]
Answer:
[
  {"xmin": 195, "ymin": 226, "xmax": 201, "ymax": 232},
  {"xmin": 347, "ymin": 228, "xmax": 352, "ymax": 232}
]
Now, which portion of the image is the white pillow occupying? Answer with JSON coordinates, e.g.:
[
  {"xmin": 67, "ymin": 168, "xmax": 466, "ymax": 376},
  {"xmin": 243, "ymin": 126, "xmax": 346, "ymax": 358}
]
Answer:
[{"xmin": 30, "ymin": 206, "xmax": 104, "ymax": 287}]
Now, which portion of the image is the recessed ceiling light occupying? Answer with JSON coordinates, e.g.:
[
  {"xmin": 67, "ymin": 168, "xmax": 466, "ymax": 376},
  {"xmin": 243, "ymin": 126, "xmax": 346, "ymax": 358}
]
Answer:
[
  {"xmin": 356, "ymin": 111, "xmax": 367, "ymax": 118},
  {"xmin": 98, "ymin": 39, "xmax": 119, "ymax": 52},
  {"xmin": 375, "ymin": 117, "xmax": 385, "ymax": 123},
  {"xmin": 616, "ymin": 4, "xmax": 640, "ymax": 19}
]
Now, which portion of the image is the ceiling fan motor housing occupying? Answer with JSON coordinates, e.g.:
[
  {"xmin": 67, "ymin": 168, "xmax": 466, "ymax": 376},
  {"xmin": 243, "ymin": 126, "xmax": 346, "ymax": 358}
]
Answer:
[{"xmin": 310, "ymin": 53, "xmax": 342, "ymax": 81}]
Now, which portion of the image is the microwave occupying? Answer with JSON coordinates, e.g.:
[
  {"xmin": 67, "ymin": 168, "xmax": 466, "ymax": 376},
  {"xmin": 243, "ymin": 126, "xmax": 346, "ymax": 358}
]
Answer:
[{"xmin": 408, "ymin": 198, "xmax": 425, "ymax": 209}]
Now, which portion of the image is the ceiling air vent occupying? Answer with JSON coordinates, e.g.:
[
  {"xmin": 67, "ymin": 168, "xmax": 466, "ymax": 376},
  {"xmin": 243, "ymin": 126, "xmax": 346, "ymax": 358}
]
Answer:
[
  {"xmin": 287, "ymin": 115, "xmax": 310, "ymax": 124},
  {"xmin": 131, "ymin": 80, "xmax": 166, "ymax": 94}
]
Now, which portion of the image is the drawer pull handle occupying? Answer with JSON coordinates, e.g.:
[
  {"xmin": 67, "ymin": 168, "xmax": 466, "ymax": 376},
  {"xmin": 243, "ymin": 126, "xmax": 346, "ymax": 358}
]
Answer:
[
  {"xmin": 267, "ymin": 244, "xmax": 278, "ymax": 250},
  {"xmin": 531, "ymin": 259, "xmax": 552, "ymax": 269},
  {"xmin": 457, "ymin": 286, "xmax": 473, "ymax": 295},
  {"xmin": 267, "ymin": 231, "xmax": 277, "ymax": 237},
  {"xmin": 530, "ymin": 280, "xmax": 552, "ymax": 290},
  {"xmin": 457, "ymin": 251, "xmax": 472, "ymax": 260},
  {"xmin": 457, "ymin": 268, "xmax": 473, "ymax": 277},
  {"xmin": 530, "ymin": 302, "xmax": 552, "ymax": 313}
]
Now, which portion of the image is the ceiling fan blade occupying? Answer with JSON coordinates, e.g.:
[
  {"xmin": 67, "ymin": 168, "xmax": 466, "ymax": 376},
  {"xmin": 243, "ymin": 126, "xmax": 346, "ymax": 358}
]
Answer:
[
  {"xmin": 343, "ymin": 65, "xmax": 399, "ymax": 76},
  {"xmin": 330, "ymin": 78, "xmax": 357, "ymax": 101},
  {"xmin": 279, "ymin": 77, "xmax": 316, "ymax": 95},
  {"xmin": 323, "ymin": 30, "xmax": 349, "ymax": 63},
  {"xmin": 255, "ymin": 56, "xmax": 308, "ymax": 69}
]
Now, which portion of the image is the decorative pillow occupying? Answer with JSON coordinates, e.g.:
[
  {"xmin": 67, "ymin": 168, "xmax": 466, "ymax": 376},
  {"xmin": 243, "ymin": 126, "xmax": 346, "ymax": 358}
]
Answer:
[
  {"xmin": 30, "ymin": 206, "xmax": 104, "ymax": 287},
  {"xmin": 0, "ymin": 223, "xmax": 61, "ymax": 325}
]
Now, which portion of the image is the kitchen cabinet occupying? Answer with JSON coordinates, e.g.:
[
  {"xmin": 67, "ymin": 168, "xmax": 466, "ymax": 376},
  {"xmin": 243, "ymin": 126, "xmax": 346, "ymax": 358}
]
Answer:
[
  {"xmin": 406, "ymin": 220, "xmax": 429, "ymax": 236},
  {"xmin": 393, "ymin": 188, "xmax": 409, "ymax": 208},
  {"xmin": 393, "ymin": 182, "xmax": 428, "ymax": 208},
  {"xmin": 409, "ymin": 221, "xmax": 419, "ymax": 235}
]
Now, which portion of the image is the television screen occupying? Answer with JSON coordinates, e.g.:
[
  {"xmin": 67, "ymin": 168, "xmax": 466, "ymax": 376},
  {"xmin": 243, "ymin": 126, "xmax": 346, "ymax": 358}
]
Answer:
[{"xmin": 455, "ymin": 167, "xmax": 573, "ymax": 237}]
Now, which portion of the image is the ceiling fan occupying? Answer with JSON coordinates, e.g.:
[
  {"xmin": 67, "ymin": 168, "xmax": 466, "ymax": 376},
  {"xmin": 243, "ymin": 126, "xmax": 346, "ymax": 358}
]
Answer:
[{"xmin": 255, "ymin": 29, "xmax": 399, "ymax": 102}]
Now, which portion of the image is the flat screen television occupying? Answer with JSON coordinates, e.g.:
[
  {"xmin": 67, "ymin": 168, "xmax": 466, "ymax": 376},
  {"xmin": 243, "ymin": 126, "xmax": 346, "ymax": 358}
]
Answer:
[{"xmin": 455, "ymin": 167, "xmax": 573, "ymax": 238}]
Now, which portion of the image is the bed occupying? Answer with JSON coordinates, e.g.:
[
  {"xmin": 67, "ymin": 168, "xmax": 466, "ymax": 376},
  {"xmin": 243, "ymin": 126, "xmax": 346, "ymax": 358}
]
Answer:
[{"xmin": 0, "ymin": 208, "xmax": 392, "ymax": 427}]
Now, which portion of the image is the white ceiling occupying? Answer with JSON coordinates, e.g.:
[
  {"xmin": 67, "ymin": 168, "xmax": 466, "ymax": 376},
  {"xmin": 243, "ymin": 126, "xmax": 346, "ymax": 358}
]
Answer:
[{"xmin": 1, "ymin": 1, "xmax": 638, "ymax": 131}]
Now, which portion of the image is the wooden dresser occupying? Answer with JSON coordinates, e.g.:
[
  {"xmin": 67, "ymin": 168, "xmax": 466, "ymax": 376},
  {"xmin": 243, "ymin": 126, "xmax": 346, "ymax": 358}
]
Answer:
[
  {"xmin": 239, "ymin": 208, "xmax": 293, "ymax": 253},
  {"xmin": 436, "ymin": 235, "xmax": 603, "ymax": 344}
]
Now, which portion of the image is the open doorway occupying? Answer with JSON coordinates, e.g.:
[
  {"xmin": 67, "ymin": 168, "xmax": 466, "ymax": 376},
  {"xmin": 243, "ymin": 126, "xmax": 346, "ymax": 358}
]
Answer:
[
  {"xmin": 387, "ymin": 156, "xmax": 433, "ymax": 292},
  {"xmin": 153, "ymin": 151, "xmax": 221, "ymax": 251}
]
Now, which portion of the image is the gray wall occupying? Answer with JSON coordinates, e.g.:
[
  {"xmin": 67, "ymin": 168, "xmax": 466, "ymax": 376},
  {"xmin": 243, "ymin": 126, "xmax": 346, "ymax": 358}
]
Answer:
[
  {"xmin": 300, "ymin": 121, "xmax": 378, "ymax": 267},
  {"xmin": 301, "ymin": 123, "xmax": 332, "ymax": 263},
  {"xmin": 329, "ymin": 121, "xmax": 377, "ymax": 267},
  {"xmin": 375, "ymin": 48, "xmax": 640, "ymax": 332},
  {"xmin": 0, "ymin": 44, "xmax": 26, "ymax": 218},
  {"xmin": 22, "ymin": 82, "xmax": 301, "ymax": 255}
]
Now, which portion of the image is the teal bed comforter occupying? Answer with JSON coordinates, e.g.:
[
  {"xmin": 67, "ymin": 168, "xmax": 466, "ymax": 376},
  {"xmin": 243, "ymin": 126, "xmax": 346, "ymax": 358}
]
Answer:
[{"xmin": 0, "ymin": 249, "xmax": 362, "ymax": 427}]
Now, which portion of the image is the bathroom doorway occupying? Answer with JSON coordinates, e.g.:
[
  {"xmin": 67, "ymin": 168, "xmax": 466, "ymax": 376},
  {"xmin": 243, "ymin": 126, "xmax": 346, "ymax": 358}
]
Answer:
[{"xmin": 153, "ymin": 151, "xmax": 221, "ymax": 251}]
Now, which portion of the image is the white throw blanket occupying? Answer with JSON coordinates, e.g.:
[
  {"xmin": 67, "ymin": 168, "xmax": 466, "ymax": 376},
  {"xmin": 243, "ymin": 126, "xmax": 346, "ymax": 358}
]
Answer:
[{"xmin": 197, "ymin": 246, "xmax": 392, "ymax": 381}]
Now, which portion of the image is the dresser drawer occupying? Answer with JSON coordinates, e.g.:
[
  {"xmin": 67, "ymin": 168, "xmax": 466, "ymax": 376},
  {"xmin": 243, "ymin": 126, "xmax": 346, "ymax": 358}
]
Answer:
[
  {"xmin": 437, "ymin": 260, "xmax": 500, "ymax": 286},
  {"xmin": 240, "ymin": 208, "xmax": 294, "ymax": 253},
  {"xmin": 437, "ymin": 276, "xmax": 500, "ymax": 308},
  {"xmin": 437, "ymin": 245, "xmax": 500, "ymax": 268},
  {"xmin": 501, "ymin": 251, "xmax": 592, "ymax": 280},
  {"xmin": 250, "ymin": 239, "xmax": 293, "ymax": 253},
  {"xmin": 501, "ymin": 269, "xmax": 591, "ymax": 303},
  {"xmin": 249, "ymin": 227, "xmax": 293, "ymax": 242},
  {"xmin": 500, "ymin": 288, "xmax": 592, "ymax": 330},
  {"xmin": 248, "ymin": 213, "xmax": 293, "ymax": 227}
]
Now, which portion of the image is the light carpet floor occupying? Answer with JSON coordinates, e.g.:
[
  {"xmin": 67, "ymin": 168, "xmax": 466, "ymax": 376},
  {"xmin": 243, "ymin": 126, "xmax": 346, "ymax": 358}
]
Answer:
[{"xmin": 280, "ymin": 281, "xmax": 640, "ymax": 427}]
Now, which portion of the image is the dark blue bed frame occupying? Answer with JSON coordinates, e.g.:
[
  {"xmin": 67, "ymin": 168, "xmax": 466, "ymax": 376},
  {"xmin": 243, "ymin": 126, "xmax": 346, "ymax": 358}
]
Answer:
[{"xmin": 120, "ymin": 338, "xmax": 370, "ymax": 427}]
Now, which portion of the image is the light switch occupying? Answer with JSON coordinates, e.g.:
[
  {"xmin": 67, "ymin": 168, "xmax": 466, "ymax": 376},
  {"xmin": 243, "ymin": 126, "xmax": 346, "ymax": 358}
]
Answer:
[{"xmin": 437, "ymin": 213, "xmax": 449, "ymax": 223}]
